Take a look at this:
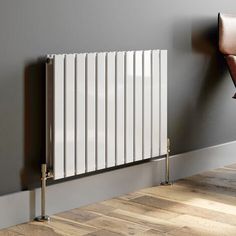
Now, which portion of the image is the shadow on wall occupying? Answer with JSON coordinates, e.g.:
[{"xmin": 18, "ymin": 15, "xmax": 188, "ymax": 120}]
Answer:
[
  {"xmin": 21, "ymin": 59, "xmax": 46, "ymax": 191},
  {"xmin": 171, "ymin": 17, "xmax": 228, "ymax": 154},
  {"xmin": 192, "ymin": 18, "xmax": 227, "ymax": 106}
]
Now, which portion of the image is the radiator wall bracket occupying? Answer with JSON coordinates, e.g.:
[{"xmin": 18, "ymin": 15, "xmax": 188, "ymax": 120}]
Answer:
[{"xmin": 34, "ymin": 164, "xmax": 53, "ymax": 222}]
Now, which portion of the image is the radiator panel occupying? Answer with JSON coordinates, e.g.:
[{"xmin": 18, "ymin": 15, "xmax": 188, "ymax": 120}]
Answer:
[
  {"xmin": 152, "ymin": 50, "xmax": 160, "ymax": 157},
  {"xmin": 106, "ymin": 52, "xmax": 116, "ymax": 168},
  {"xmin": 53, "ymin": 55, "xmax": 65, "ymax": 179},
  {"xmin": 143, "ymin": 51, "xmax": 152, "ymax": 159},
  {"xmin": 160, "ymin": 50, "xmax": 168, "ymax": 155},
  {"xmin": 65, "ymin": 54, "xmax": 75, "ymax": 177},
  {"xmin": 75, "ymin": 54, "xmax": 86, "ymax": 174},
  {"xmin": 87, "ymin": 53, "xmax": 96, "ymax": 172},
  {"xmin": 116, "ymin": 52, "xmax": 125, "ymax": 165},
  {"xmin": 134, "ymin": 51, "xmax": 143, "ymax": 161},
  {"xmin": 47, "ymin": 50, "xmax": 168, "ymax": 180},
  {"xmin": 125, "ymin": 51, "xmax": 134, "ymax": 164},
  {"xmin": 97, "ymin": 53, "xmax": 106, "ymax": 170}
]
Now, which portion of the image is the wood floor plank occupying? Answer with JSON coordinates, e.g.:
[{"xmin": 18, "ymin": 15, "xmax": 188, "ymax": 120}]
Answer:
[
  {"xmin": 163, "ymin": 181, "xmax": 236, "ymax": 205},
  {"xmin": 131, "ymin": 195, "xmax": 236, "ymax": 226},
  {"xmin": 102, "ymin": 198, "xmax": 179, "ymax": 220},
  {"xmin": 80, "ymin": 202, "xmax": 115, "ymax": 215},
  {"xmin": 167, "ymin": 226, "xmax": 200, "ymax": 236},
  {"xmin": 118, "ymin": 191, "xmax": 144, "ymax": 200},
  {"xmin": 85, "ymin": 229, "xmax": 124, "ymax": 236},
  {"xmin": 21, "ymin": 217, "xmax": 97, "ymax": 236},
  {"xmin": 55, "ymin": 209, "xmax": 100, "ymax": 223},
  {"xmin": 176, "ymin": 178, "xmax": 236, "ymax": 197},
  {"xmin": 86, "ymin": 215, "xmax": 150, "ymax": 235},
  {"xmin": 8, "ymin": 223, "xmax": 63, "ymax": 236},
  {"xmin": 106, "ymin": 209, "xmax": 181, "ymax": 233},
  {"xmin": 0, "ymin": 229, "xmax": 24, "ymax": 236},
  {"xmin": 142, "ymin": 229, "xmax": 168, "ymax": 235},
  {"xmin": 186, "ymin": 174, "xmax": 236, "ymax": 190},
  {"xmin": 140, "ymin": 185, "xmax": 236, "ymax": 216},
  {"xmin": 169, "ymin": 214, "xmax": 236, "ymax": 236},
  {"xmin": 199, "ymin": 169, "xmax": 236, "ymax": 183}
]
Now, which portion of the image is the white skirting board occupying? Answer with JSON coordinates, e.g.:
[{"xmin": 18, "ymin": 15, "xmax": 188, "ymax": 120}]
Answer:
[{"xmin": 0, "ymin": 140, "xmax": 236, "ymax": 229}]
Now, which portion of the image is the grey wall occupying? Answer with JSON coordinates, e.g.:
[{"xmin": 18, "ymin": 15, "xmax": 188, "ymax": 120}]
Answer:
[{"xmin": 0, "ymin": 0, "xmax": 236, "ymax": 196}]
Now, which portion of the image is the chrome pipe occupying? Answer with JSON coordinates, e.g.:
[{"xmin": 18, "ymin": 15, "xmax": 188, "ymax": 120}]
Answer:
[{"xmin": 34, "ymin": 164, "xmax": 50, "ymax": 222}]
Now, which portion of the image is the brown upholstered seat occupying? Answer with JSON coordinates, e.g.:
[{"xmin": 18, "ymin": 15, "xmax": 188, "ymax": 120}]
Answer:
[
  {"xmin": 225, "ymin": 55, "xmax": 236, "ymax": 87},
  {"xmin": 218, "ymin": 13, "xmax": 236, "ymax": 98}
]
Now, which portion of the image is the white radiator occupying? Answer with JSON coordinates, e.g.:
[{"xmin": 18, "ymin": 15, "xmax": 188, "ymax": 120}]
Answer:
[{"xmin": 46, "ymin": 50, "xmax": 167, "ymax": 180}]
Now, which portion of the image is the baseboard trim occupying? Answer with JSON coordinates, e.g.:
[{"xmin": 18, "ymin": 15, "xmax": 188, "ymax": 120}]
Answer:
[{"xmin": 0, "ymin": 140, "xmax": 236, "ymax": 229}]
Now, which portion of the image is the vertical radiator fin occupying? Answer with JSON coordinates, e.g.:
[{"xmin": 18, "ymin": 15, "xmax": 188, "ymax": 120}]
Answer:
[
  {"xmin": 152, "ymin": 50, "xmax": 160, "ymax": 157},
  {"xmin": 87, "ymin": 53, "xmax": 96, "ymax": 172},
  {"xmin": 65, "ymin": 54, "xmax": 75, "ymax": 177},
  {"xmin": 125, "ymin": 51, "xmax": 134, "ymax": 164},
  {"xmin": 143, "ymin": 51, "xmax": 152, "ymax": 159},
  {"xmin": 97, "ymin": 53, "xmax": 106, "ymax": 170},
  {"xmin": 116, "ymin": 52, "xmax": 125, "ymax": 165},
  {"xmin": 106, "ymin": 52, "xmax": 116, "ymax": 168},
  {"xmin": 160, "ymin": 50, "xmax": 168, "ymax": 155},
  {"xmin": 134, "ymin": 51, "xmax": 143, "ymax": 161},
  {"xmin": 53, "ymin": 55, "xmax": 65, "ymax": 179},
  {"xmin": 76, "ymin": 53, "xmax": 86, "ymax": 174}
]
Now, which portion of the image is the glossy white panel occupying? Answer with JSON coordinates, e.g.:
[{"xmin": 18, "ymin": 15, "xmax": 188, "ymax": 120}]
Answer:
[
  {"xmin": 97, "ymin": 53, "xmax": 106, "ymax": 170},
  {"xmin": 116, "ymin": 52, "xmax": 125, "ymax": 165},
  {"xmin": 152, "ymin": 50, "xmax": 160, "ymax": 157},
  {"xmin": 53, "ymin": 55, "xmax": 65, "ymax": 179},
  {"xmin": 87, "ymin": 53, "xmax": 96, "ymax": 172},
  {"xmin": 125, "ymin": 52, "xmax": 134, "ymax": 164},
  {"xmin": 143, "ymin": 51, "xmax": 151, "ymax": 159},
  {"xmin": 50, "ymin": 49, "xmax": 167, "ymax": 179},
  {"xmin": 134, "ymin": 51, "xmax": 143, "ymax": 161},
  {"xmin": 76, "ymin": 54, "xmax": 86, "ymax": 174},
  {"xmin": 65, "ymin": 54, "xmax": 75, "ymax": 177},
  {"xmin": 160, "ymin": 50, "xmax": 168, "ymax": 155},
  {"xmin": 107, "ymin": 52, "xmax": 116, "ymax": 168}
]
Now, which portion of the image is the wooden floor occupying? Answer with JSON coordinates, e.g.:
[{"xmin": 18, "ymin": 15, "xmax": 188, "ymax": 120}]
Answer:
[{"xmin": 1, "ymin": 164, "xmax": 236, "ymax": 236}]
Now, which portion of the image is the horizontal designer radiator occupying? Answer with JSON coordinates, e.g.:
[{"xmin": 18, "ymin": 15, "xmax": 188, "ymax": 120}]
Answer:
[{"xmin": 46, "ymin": 50, "xmax": 167, "ymax": 180}]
